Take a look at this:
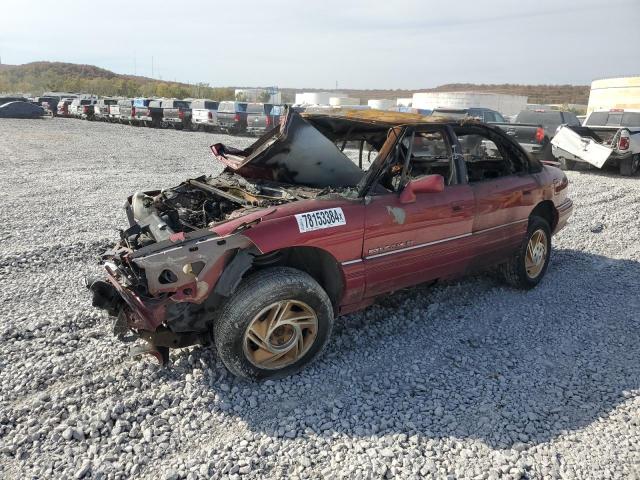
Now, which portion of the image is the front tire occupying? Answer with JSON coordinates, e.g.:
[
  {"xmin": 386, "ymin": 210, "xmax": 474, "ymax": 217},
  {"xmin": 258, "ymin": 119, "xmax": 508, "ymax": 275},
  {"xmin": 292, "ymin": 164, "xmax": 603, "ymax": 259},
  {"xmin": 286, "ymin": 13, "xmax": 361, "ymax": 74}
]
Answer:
[
  {"xmin": 620, "ymin": 155, "xmax": 639, "ymax": 176},
  {"xmin": 214, "ymin": 267, "xmax": 333, "ymax": 380},
  {"xmin": 500, "ymin": 216, "xmax": 551, "ymax": 289}
]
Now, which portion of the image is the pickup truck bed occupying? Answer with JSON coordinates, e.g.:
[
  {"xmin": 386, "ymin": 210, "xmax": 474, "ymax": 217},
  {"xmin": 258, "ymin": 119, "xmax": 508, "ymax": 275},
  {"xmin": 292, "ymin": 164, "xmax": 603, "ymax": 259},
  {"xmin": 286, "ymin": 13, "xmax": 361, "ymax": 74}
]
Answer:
[{"xmin": 552, "ymin": 125, "xmax": 640, "ymax": 175}]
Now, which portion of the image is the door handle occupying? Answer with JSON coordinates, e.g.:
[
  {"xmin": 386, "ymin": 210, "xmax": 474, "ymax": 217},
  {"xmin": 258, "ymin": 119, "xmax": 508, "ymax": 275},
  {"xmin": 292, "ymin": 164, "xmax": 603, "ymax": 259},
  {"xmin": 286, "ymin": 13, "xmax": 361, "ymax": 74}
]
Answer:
[{"xmin": 451, "ymin": 204, "xmax": 464, "ymax": 212}]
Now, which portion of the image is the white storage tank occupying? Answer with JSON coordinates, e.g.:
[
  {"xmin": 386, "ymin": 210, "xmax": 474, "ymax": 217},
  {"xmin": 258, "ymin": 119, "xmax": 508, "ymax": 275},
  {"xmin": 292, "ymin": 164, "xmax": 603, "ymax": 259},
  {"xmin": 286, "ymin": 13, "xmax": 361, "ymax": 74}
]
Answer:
[
  {"xmin": 294, "ymin": 92, "xmax": 336, "ymax": 106},
  {"xmin": 411, "ymin": 91, "xmax": 527, "ymax": 117},
  {"xmin": 367, "ymin": 99, "xmax": 395, "ymax": 110},
  {"xmin": 330, "ymin": 97, "xmax": 360, "ymax": 106},
  {"xmin": 587, "ymin": 76, "xmax": 640, "ymax": 114}
]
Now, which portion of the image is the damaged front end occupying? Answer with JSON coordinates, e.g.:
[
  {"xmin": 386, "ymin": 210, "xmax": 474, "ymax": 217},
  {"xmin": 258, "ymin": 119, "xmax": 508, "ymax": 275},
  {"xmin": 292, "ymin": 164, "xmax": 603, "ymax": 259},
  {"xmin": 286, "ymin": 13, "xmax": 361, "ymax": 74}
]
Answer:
[{"xmin": 89, "ymin": 170, "xmax": 323, "ymax": 362}]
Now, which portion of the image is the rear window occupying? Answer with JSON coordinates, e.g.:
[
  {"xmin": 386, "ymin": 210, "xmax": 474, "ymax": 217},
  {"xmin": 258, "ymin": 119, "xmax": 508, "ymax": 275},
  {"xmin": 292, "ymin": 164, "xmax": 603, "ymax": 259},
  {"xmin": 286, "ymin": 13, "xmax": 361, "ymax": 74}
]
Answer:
[
  {"xmin": 134, "ymin": 99, "xmax": 150, "ymax": 107},
  {"xmin": 204, "ymin": 101, "xmax": 218, "ymax": 110},
  {"xmin": 218, "ymin": 102, "xmax": 235, "ymax": 112},
  {"xmin": 174, "ymin": 101, "xmax": 190, "ymax": 109},
  {"xmin": 585, "ymin": 112, "xmax": 640, "ymax": 127},
  {"xmin": 104, "ymin": 99, "xmax": 117, "ymax": 105},
  {"xmin": 80, "ymin": 100, "xmax": 92, "ymax": 105},
  {"xmin": 515, "ymin": 111, "xmax": 562, "ymax": 126},
  {"xmin": 246, "ymin": 104, "xmax": 265, "ymax": 114}
]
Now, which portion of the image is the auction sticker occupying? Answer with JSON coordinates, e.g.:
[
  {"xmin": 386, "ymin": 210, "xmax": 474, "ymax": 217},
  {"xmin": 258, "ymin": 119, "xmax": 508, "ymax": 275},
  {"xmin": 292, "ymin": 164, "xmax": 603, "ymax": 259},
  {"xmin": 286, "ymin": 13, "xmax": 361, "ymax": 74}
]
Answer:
[{"xmin": 295, "ymin": 207, "xmax": 346, "ymax": 233}]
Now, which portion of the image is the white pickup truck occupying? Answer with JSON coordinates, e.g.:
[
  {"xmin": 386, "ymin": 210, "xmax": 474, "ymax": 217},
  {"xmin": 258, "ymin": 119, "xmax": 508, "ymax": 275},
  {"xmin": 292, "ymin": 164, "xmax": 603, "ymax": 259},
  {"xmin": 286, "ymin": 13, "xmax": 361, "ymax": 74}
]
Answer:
[
  {"xmin": 191, "ymin": 99, "xmax": 220, "ymax": 131},
  {"xmin": 551, "ymin": 109, "xmax": 640, "ymax": 176}
]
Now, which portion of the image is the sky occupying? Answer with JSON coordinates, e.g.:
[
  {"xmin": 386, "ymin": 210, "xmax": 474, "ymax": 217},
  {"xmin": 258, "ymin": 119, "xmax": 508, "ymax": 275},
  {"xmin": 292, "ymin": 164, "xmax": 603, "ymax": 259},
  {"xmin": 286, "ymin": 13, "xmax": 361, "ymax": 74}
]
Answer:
[{"xmin": 1, "ymin": 0, "xmax": 639, "ymax": 89}]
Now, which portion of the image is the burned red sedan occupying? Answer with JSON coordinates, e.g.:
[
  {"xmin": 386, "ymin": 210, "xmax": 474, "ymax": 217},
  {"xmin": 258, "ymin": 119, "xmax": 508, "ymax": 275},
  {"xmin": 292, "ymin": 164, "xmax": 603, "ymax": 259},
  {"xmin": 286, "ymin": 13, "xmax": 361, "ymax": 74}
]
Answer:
[{"xmin": 89, "ymin": 109, "xmax": 573, "ymax": 379}]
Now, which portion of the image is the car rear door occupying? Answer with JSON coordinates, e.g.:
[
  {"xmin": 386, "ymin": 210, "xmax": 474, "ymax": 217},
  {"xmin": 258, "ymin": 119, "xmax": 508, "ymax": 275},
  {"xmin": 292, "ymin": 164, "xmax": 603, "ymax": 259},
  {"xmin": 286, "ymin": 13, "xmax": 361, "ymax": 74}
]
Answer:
[
  {"xmin": 453, "ymin": 124, "xmax": 539, "ymax": 268},
  {"xmin": 362, "ymin": 126, "xmax": 475, "ymax": 297}
]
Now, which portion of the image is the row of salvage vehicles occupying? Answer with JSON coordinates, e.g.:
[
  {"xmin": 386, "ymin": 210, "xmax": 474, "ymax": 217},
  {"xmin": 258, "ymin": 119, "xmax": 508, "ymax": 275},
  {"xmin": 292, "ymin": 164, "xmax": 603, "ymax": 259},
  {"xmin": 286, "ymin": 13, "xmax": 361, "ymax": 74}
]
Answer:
[
  {"xmin": 58, "ymin": 97, "xmax": 283, "ymax": 135},
  {"xmin": 88, "ymin": 108, "xmax": 575, "ymax": 380}
]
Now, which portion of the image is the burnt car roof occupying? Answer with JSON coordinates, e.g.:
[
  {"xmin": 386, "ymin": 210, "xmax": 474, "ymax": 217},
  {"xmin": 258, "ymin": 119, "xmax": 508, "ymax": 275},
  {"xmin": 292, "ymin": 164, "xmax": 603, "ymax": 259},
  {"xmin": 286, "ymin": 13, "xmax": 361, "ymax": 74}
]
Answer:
[{"xmin": 302, "ymin": 108, "xmax": 443, "ymax": 126}]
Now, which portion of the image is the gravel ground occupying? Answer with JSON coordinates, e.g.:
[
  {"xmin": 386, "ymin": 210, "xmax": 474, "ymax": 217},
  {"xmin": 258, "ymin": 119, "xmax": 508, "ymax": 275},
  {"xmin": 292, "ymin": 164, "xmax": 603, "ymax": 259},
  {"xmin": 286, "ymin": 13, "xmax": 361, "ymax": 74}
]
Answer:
[{"xmin": 0, "ymin": 118, "xmax": 638, "ymax": 479}]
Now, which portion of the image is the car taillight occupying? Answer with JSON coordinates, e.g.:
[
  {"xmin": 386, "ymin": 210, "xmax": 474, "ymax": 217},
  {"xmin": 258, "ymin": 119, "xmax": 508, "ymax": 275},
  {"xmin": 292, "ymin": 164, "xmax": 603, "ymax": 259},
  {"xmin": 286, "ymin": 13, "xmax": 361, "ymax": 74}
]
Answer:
[
  {"xmin": 83, "ymin": 106, "xmax": 89, "ymax": 113},
  {"xmin": 535, "ymin": 127, "xmax": 545, "ymax": 143},
  {"xmin": 131, "ymin": 107, "xmax": 136, "ymax": 117},
  {"xmin": 266, "ymin": 116, "xmax": 272, "ymax": 127},
  {"xmin": 179, "ymin": 110, "xmax": 184, "ymax": 119},
  {"xmin": 618, "ymin": 131, "xmax": 630, "ymax": 150},
  {"xmin": 234, "ymin": 113, "xmax": 241, "ymax": 122},
  {"xmin": 208, "ymin": 111, "xmax": 213, "ymax": 120}
]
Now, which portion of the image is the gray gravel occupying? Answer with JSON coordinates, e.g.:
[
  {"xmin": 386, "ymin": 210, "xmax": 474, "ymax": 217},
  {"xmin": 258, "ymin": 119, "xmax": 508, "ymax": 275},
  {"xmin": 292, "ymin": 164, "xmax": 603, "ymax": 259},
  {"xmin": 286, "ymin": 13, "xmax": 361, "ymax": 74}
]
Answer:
[{"xmin": 1, "ymin": 118, "xmax": 639, "ymax": 479}]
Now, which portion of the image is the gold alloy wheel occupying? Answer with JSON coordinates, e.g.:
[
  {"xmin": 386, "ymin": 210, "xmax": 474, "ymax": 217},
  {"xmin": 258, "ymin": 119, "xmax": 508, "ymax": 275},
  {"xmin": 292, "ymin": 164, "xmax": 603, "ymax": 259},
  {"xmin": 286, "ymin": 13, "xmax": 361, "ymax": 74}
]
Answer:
[
  {"xmin": 525, "ymin": 229, "xmax": 548, "ymax": 279},
  {"xmin": 243, "ymin": 300, "xmax": 318, "ymax": 370}
]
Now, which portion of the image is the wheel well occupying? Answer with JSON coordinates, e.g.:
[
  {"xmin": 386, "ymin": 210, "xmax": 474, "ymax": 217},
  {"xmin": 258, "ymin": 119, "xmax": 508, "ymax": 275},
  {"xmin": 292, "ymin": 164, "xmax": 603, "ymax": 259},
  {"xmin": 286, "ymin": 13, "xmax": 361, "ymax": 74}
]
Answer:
[
  {"xmin": 530, "ymin": 200, "xmax": 557, "ymax": 231},
  {"xmin": 250, "ymin": 247, "xmax": 344, "ymax": 314}
]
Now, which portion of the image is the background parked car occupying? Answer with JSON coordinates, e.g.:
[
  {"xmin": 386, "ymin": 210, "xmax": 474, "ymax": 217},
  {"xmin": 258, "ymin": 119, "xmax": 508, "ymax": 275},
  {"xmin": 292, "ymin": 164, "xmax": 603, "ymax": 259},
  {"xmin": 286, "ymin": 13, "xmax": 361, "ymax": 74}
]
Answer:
[
  {"xmin": 130, "ymin": 98, "xmax": 155, "ymax": 126},
  {"xmin": 246, "ymin": 103, "xmax": 274, "ymax": 135},
  {"xmin": 157, "ymin": 99, "xmax": 192, "ymax": 130},
  {"xmin": 116, "ymin": 99, "xmax": 135, "ymax": 124},
  {"xmin": 514, "ymin": 110, "xmax": 581, "ymax": 138},
  {"xmin": 56, "ymin": 99, "xmax": 73, "ymax": 116},
  {"xmin": 69, "ymin": 98, "xmax": 96, "ymax": 119},
  {"xmin": 93, "ymin": 98, "xmax": 118, "ymax": 121},
  {"xmin": 34, "ymin": 96, "xmax": 60, "ymax": 116},
  {"xmin": 0, "ymin": 101, "xmax": 45, "ymax": 118},
  {"xmin": 191, "ymin": 99, "xmax": 220, "ymax": 131},
  {"xmin": 216, "ymin": 101, "xmax": 248, "ymax": 133}
]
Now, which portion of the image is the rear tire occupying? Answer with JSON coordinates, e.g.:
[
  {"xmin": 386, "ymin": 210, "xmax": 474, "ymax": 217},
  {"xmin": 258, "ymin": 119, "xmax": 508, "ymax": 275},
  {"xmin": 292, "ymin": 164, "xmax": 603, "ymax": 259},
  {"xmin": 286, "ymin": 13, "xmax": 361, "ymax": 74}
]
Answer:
[
  {"xmin": 214, "ymin": 267, "xmax": 333, "ymax": 380},
  {"xmin": 620, "ymin": 155, "xmax": 639, "ymax": 176},
  {"xmin": 500, "ymin": 216, "xmax": 551, "ymax": 290}
]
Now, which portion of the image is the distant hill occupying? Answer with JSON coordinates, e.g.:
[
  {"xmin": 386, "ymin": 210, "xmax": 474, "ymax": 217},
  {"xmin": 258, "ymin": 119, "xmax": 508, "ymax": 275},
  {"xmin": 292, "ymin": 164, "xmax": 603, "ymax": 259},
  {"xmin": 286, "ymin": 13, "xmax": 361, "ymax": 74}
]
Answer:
[
  {"xmin": 0, "ymin": 61, "xmax": 234, "ymax": 100},
  {"xmin": 0, "ymin": 61, "xmax": 590, "ymax": 106}
]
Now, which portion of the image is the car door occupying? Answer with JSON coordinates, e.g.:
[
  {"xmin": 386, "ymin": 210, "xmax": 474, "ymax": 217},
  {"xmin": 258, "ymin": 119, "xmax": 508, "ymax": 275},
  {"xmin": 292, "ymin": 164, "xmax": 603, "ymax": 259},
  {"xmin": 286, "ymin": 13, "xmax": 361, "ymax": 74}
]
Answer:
[
  {"xmin": 363, "ymin": 127, "xmax": 475, "ymax": 297},
  {"xmin": 453, "ymin": 124, "xmax": 539, "ymax": 269}
]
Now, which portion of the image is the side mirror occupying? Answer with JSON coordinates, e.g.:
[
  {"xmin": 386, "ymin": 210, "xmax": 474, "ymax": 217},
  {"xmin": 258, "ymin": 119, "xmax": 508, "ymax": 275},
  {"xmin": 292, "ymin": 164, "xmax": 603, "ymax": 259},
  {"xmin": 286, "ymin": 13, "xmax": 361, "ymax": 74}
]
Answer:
[{"xmin": 399, "ymin": 174, "xmax": 444, "ymax": 204}]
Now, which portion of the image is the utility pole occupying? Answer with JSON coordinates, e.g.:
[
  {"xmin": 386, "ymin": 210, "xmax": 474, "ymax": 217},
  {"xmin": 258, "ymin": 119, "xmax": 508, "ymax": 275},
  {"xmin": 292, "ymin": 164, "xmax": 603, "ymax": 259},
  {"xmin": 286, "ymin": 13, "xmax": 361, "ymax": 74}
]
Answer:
[
  {"xmin": 151, "ymin": 56, "xmax": 154, "ymax": 78},
  {"xmin": 134, "ymin": 51, "xmax": 137, "ymax": 75}
]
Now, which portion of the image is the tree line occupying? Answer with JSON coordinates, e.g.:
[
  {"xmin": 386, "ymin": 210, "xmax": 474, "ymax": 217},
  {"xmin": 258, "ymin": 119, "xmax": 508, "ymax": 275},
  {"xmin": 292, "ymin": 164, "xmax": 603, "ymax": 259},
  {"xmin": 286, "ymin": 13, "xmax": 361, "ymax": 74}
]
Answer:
[{"xmin": 0, "ymin": 62, "xmax": 236, "ymax": 100}]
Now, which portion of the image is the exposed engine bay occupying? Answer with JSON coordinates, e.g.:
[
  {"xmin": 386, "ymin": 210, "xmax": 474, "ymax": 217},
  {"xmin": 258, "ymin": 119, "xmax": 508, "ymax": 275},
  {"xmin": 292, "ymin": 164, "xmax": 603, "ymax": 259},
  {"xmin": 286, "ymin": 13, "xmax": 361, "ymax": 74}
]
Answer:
[{"xmin": 123, "ymin": 172, "xmax": 322, "ymax": 249}]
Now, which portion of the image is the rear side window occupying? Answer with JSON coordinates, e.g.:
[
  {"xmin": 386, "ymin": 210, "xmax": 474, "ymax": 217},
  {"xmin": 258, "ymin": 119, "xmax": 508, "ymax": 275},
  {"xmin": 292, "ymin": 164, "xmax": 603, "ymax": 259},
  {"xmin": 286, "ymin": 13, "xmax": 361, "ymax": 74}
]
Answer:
[
  {"xmin": 622, "ymin": 113, "xmax": 640, "ymax": 127},
  {"xmin": 483, "ymin": 111, "xmax": 497, "ymax": 123},
  {"xmin": 204, "ymin": 101, "xmax": 219, "ymax": 110},
  {"xmin": 454, "ymin": 126, "xmax": 528, "ymax": 182},
  {"xmin": 174, "ymin": 101, "xmax": 190, "ymax": 109}
]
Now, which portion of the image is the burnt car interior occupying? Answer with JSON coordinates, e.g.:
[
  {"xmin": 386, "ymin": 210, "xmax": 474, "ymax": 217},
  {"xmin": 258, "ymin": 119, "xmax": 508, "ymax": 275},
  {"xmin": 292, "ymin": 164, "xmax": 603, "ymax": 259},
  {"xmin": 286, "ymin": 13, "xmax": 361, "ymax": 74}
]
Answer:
[{"xmin": 453, "ymin": 125, "xmax": 534, "ymax": 182}]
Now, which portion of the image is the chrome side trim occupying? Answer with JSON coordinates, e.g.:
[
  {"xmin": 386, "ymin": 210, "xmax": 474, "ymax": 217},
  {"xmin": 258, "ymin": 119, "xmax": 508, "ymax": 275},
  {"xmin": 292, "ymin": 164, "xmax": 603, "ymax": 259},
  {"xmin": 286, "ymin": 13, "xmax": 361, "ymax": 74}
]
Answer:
[
  {"xmin": 362, "ymin": 218, "xmax": 528, "ymax": 261},
  {"xmin": 365, "ymin": 233, "xmax": 472, "ymax": 260},
  {"xmin": 473, "ymin": 218, "xmax": 528, "ymax": 235},
  {"xmin": 341, "ymin": 259, "xmax": 363, "ymax": 266}
]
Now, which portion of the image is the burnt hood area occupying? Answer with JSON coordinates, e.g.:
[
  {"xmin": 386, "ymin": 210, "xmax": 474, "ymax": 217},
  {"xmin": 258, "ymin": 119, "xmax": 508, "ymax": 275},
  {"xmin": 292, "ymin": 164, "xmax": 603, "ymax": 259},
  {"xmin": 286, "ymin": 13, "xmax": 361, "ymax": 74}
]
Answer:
[{"xmin": 212, "ymin": 110, "xmax": 392, "ymax": 189}]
